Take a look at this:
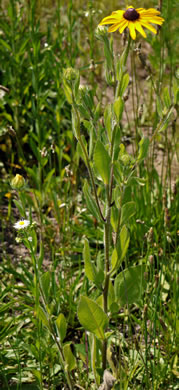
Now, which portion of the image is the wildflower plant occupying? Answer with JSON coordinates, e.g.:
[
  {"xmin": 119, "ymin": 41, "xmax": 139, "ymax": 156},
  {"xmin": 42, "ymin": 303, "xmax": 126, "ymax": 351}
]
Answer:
[
  {"xmin": 62, "ymin": 3, "xmax": 176, "ymax": 387},
  {"xmin": 0, "ymin": 1, "xmax": 178, "ymax": 389}
]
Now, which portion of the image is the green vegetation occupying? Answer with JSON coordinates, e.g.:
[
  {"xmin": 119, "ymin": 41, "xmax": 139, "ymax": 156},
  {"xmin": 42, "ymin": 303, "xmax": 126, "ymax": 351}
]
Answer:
[{"xmin": 0, "ymin": 1, "xmax": 178, "ymax": 389}]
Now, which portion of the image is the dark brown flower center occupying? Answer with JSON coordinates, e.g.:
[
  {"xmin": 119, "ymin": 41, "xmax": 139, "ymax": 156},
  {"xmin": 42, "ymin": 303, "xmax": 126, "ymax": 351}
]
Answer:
[{"xmin": 124, "ymin": 8, "xmax": 139, "ymax": 21}]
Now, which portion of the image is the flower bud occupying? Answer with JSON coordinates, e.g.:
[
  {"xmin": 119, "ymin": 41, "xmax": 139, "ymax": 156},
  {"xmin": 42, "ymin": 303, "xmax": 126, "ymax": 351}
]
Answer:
[
  {"xmin": 63, "ymin": 67, "xmax": 79, "ymax": 83},
  {"xmin": 95, "ymin": 25, "xmax": 108, "ymax": 39},
  {"xmin": 11, "ymin": 174, "xmax": 25, "ymax": 190}
]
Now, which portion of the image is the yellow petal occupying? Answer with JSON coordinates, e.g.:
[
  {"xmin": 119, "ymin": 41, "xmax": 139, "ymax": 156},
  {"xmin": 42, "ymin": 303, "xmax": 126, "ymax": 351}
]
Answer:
[
  {"xmin": 140, "ymin": 21, "xmax": 157, "ymax": 34},
  {"xmin": 141, "ymin": 16, "xmax": 164, "ymax": 25},
  {"xmin": 119, "ymin": 20, "xmax": 128, "ymax": 34},
  {"xmin": 135, "ymin": 21, "xmax": 146, "ymax": 38},
  {"xmin": 136, "ymin": 8, "xmax": 145, "ymax": 12},
  {"xmin": 108, "ymin": 23, "xmax": 122, "ymax": 32},
  {"xmin": 128, "ymin": 22, "xmax": 136, "ymax": 40},
  {"xmin": 99, "ymin": 16, "xmax": 121, "ymax": 25},
  {"xmin": 139, "ymin": 8, "xmax": 161, "ymax": 15}
]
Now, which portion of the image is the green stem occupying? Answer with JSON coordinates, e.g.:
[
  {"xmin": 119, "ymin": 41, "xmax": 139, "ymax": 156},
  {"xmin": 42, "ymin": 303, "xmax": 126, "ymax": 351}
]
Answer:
[{"xmin": 102, "ymin": 127, "xmax": 116, "ymax": 369}]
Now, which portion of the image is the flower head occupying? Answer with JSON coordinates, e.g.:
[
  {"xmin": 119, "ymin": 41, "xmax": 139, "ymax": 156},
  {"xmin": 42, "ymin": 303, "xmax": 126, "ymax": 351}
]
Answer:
[
  {"xmin": 99, "ymin": 5, "xmax": 164, "ymax": 40},
  {"xmin": 14, "ymin": 220, "xmax": 30, "ymax": 230},
  {"xmin": 11, "ymin": 174, "xmax": 25, "ymax": 190}
]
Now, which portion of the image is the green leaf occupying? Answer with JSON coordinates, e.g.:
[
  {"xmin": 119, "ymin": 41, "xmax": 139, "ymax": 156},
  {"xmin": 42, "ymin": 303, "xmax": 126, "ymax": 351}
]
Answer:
[
  {"xmin": 77, "ymin": 135, "xmax": 87, "ymax": 163},
  {"xmin": 113, "ymin": 127, "xmax": 121, "ymax": 161},
  {"xmin": 83, "ymin": 238, "xmax": 96, "ymax": 282},
  {"xmin": 63, "ymin": 343, "xmax": 76, "ymax": 371},
  {"xmin": 115, "ymin": 225, "xmax": 130, "ymax": 271},
  {"xmin": 172, "ymin": 78, "xmax": 179, "ymax": 105},
  {"xmin": 38, "ymin": 240, "xmax": 44, "ymax": 269},
  {"xmin": 0, "ymin": 302, "xmax": 12, "ymax": 314},
  {"xmin": 13, "ymin": 199, "xmax": 25, "ymax": 217},
  {"xmin": 40, "ymin": 271, "xmax": 50, "ymax": 303},
  {"xmin": 83, "ymin": 179, "xmax": 102, "ymax": 221},
  {"xmin": 77, "ymin": 296, "xmax": 108, "ymax": 340},
  {"xmin": 56, "ymin": 313, "xmax": 67, "ymax": 342},
  {"xmin": 108, "ymin": 280, "xmax": 115, "ymax": 309},
  {"xmin": 38, "ymin": 306, "xmax": 50, "ymax": 330},
  {"xmin": 113, "ymin": 97, "xmax": 124, "ymax": 122},
  {"xmin": 93, "ymin": 140, "xmax": 111, "ymax": 184},
  {"xmin": 0, "ymin": 320, "xmax": 15, "ymax": 342},
  {"xmin": 111, "ymin": 248, "xmax": 118, "ymax": 272},
  {"xmin": 114, "ymin": 265, "xmax": 147, "ymax": 306},
  {"xmin": 63, "ymin": 79, "xmax": 72, "ymax": 104},
  {"xmin": 104, "ymin": 104, "xmax": 112, "ymax": 142},
  {"xmin": 127, "ymin": 176, "xmax": 146, "ymax": 186},
  {"xmin": 44, "ymin": 168, "xmax": 55, "ymax": 191},
  {"xmin": 162, "ymin": 87, "xmax": 171, "ymax": 109},
  {"xmin": 156, "ymin": 97, "xmax": 163, "ymax": 118},
  {"xmin": 111, "ymin": 205, "xmax": 119, "ymax": 232},
  {"xmin": 72, "ymin": 107, "xmax": 80, "ymax": 139},
  {"xmin": 94, "ymin": 269, "xmax": 104, "ymax": 289},
  {"xmin": 120, "ymin": 73, "xmax": 130, "ymax": 96},
  {"xmin": 121, "ymin": 201, "xmax": 136, "ymax": 225},
  {"xmin": 158, "ymin": 107, "xmax": 173, "ymax": 133},
  {"xmin": 137, "ymin": 137, "xmax": 149, "ymax": 161},
  {"xmin": 0, "ymin": 38, "xmax": 11, "ymax": 52}
]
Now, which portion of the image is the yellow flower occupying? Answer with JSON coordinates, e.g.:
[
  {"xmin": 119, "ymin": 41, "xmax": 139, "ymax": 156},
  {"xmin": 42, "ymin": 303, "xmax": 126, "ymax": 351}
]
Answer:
[{"xmin": 99, "ymin": 5, "xmax": 164, "ymax": 40}]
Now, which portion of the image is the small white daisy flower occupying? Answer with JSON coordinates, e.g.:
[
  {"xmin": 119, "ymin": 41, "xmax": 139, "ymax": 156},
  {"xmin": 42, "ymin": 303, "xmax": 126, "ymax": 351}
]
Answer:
[{"xmin": 14, "ymin": 220, "xmax": 30, "ymax": 230}]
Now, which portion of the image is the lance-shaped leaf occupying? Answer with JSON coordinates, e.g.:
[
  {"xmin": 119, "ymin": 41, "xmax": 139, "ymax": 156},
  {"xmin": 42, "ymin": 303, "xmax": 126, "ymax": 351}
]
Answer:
[
  {"xmin": 120, "ymin": 73, "xmax": 130, "ymax": 96},
  {"xmin": 162, "ymin": 87, "xmax": 171, "ymax": 109},
  {"xmin": 120, "ymin": 201, "xmax": 136, "ymax": 226},
  {"xmin": 112, "ymin": 225, "xmax": 130, "ymax": 272},
  {"xmin": 114, "ymin": 265, "xmax": 147, "ymax": 306},
  {"xmin": 113, "ymin": 96, "xmax": 124, "ymax": 123},
  {"xmin": 63, "ymin": 343, "xmax": 76, "ymax": 371},
  {"xmin": 83, "ymin": 179, "xmax": 102, "ymax": 221},
  {"xmin": 56, "ymin": 313, "xmax": 67, "ymax": 342},
  {"xmin": 104, "ymin": 104, "xmax": 112, "ymax": 142},
  {"xmin": 83, "ymin": 238, "xmax": 96, "ymax": 282},
  {"xmin": 63, "ymin": 79, "xmax": 72, "ymax": 104},
  {"xmin": 94, "ymin": 140, "xmax": 111, "ymax": 185},
  {"xmin": 77, "ymin": 296, "xmax": 108, "ymax": 340},
  {"xmin": 137, "ymin": 137, "xmax": 149, "ymax": 161},
  {"xmin": 40, "ymin": 271, "xmax": 50, "ymax": 303},
  {"xmin": 117, "ymin": 225, "xmax": 130, "ymax": 262}
]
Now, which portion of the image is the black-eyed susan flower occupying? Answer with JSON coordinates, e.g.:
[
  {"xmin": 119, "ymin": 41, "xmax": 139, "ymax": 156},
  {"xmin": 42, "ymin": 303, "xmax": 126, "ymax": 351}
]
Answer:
[{"xmin": 99, "ymin": 5, "xmax": 164, "ymax": 40}]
